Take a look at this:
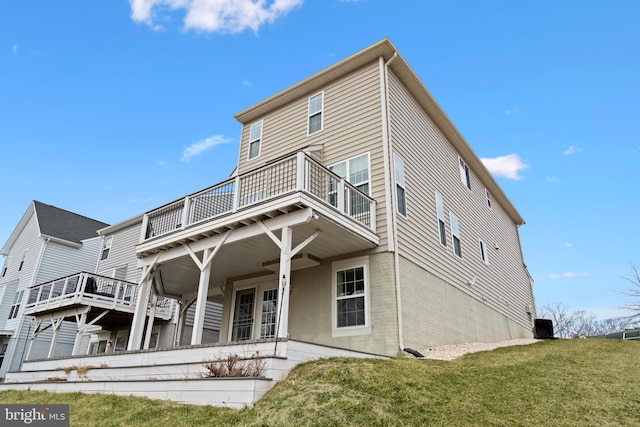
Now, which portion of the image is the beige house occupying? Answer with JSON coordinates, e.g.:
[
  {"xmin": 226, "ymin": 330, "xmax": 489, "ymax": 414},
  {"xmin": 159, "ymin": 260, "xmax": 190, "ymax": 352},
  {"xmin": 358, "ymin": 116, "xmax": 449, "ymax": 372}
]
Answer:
[
  {"xmin": 131, "ymin": 37, "xmax": 535, "ymax": 357},
  {"xmin": 1, "ymin": 38, "xmax": 535, "ymax": 406}
]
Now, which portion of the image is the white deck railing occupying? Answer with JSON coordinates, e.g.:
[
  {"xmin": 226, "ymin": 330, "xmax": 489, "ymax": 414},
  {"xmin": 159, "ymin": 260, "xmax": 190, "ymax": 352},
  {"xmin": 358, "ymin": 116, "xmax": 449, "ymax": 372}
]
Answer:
[
  {"xmin": 142, "ymin": 151, "xmax": 376, "ymax": 241},
  {"xmin": 23, "ymin": 272, "xmax": 172, "ymax": 318}
]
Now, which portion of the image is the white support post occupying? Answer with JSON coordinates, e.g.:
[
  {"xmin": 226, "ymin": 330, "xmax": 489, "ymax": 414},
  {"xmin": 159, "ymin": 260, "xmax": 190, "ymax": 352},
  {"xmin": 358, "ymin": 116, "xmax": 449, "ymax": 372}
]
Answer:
[
  {"xmin": 143, "ymin": 292, "xmax": 158, "ymax": 349},
  {"xmin": 140, "ymin": 214, "xmax": 150, "ymax": 241},
  {"xmin": 296, "ymin": 151, "xmax": 306, "ymax": 191},
  {"xmin": 181, "ymin": 196, "xmax": 191, "ymax": 230},
  {"xmin": 47, "ymin": 318, "xmax": 63, "ymax": 358},
  {"xmin": 337, "ymin": 179, "xmax": 346, "ymax": 214},
  {"xmin": 232, "ymin": 176, "xmax": 241, "ymax": 212},
  {"xmin": 71, "ymin": 312, "xmax": 87, "ymax": 356},
  {"xmin": 25, "ymin": 320, "xmax": 41, "ymax": 360},
  {"xmin": 191, "ymin": 248, "xmax": 213, "ymax": 345},
  {"xmin": 276, "ymin": 227, "xmax": 292, "ymax": 341},
  {"xmin": 127, "ymin": 273, "xmax": 153, "ymax": 351}
]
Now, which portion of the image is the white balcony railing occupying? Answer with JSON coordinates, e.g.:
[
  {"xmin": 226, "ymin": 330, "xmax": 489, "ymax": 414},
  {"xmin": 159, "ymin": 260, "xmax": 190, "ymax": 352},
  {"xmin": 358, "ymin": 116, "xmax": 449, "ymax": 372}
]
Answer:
[
  {"xmin": 23, "ymin": 272, "xmax": 172, "ymax": 319},
  {"xmin": 142, "ymin": 151, "xmax": 376, "ymax": 241}
]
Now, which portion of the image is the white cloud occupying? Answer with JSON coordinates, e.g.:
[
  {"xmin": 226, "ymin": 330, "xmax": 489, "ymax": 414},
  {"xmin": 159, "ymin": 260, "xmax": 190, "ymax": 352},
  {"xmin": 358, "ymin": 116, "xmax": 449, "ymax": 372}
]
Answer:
[
  {"xmin": 549, "ymin": 272, "xmax": 588, "ymax": 280},
  {"xmin": 12, "ymin": 44, "xmax": 18, "ymax": 54},
  {"xmin": 505, "ymin": 107, "xmax": 519, "ymax": 115},
  {"xmin": 180, "ymin": 134, "xmax": 232, "ymax": 162},
  {"xmin": 130, "ymin": 0, "xmax": 303, "ymax": 33},
  {"xmin": 563, "ymin": 146, "xmax": 582, "ymax": 156},
  {"xmin": 546, "ymin": 176, "xmax": 558, "ymax": 183},
  {"xmin": 564, "ymin": 242, "xmax": 573, "ymax": 248},
  {"xmin": 480, "ymin": 153, "xmax": 529, "ymax": 180},
  {"xmin": 241, "ymin": 79, "xmax": 253, "ymax": 87}
]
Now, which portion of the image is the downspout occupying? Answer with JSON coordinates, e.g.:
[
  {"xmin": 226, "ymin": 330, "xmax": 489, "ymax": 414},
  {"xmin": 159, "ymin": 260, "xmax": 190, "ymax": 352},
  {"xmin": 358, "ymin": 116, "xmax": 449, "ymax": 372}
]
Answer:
[{"xmin": 381, "ymin": 52, "xmax": 405, "ymax": 354}]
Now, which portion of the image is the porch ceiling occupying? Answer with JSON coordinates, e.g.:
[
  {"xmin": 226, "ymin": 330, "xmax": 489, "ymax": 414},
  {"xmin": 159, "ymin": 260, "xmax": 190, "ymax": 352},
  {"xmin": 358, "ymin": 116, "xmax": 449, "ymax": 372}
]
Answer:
[{"xmin": 148, "ymin": 209, "xmax": 378, "ymax": 300}]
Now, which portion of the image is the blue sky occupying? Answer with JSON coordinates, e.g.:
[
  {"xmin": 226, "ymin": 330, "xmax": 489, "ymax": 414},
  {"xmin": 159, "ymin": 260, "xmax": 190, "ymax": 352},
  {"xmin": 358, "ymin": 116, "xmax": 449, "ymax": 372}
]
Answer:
[{"xmin": 1, "ymin": 1, "xmax": 639, "ymax": 320}]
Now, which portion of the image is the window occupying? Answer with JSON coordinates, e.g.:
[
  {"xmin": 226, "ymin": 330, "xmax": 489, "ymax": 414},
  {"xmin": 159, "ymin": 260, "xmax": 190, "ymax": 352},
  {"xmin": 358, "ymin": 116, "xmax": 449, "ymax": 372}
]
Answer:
[
  {"xmin": 332, "ymin": 257, "xmax": 370, "ymax": 336},
  {"xmin": 480, "ymin": 241, "xmax": 489, "ymax": 265},
  {"xmin": 260, "ymin": 289, "xmax": 278, "ymax": 339},
  {"xmin": 435, "ymin": 192, "xmax": 447, "ymax": 247},
  {"xmin": 329, "ymin": 153, "xmax": 370, "ymax": 214},
  {"xmin": 248, "ymin": 120, "xmax": 263, "ymax": 160},
  {"xmin": 485, "ymin": 189, "xmax": 492, "ymax": 208},
  {"xmin": 459, "ymin": 157, "xmax": 471, "ymax": 190},
  {"xmin": 101, "ymin": 236, "xmax": 113, "ymax": 261},
  {"xmin": 1, "ymin": 256, "xmax": 10, "ymax": 277},
  {"xmin": 8, "ymin": 290, "xmax": 24, "ymax": 319},
  {"xmin": 232, "ymin": 288, "xmax": 255, "ymax": 341},
  {"xmin": 18, "ymin": 250, "xmax": 27, "ymax": 271},
  {"xmin": 230, "ymin": 281, "xmax": 279, "ymax": 341},
  {"xmin": 394, "ymin": 153, "xmax": 407, "ymax": 216},
  {"xmin": 450, "ymin": 213, "xmax": 462, "ymax": 258},
  {"xmin": 308, "ymin": 92, "xmax": 324, "ymax": 135}
]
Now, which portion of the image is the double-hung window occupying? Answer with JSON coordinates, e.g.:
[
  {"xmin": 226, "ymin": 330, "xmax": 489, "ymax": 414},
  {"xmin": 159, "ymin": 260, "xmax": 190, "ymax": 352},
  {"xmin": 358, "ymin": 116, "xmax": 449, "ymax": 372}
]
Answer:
[
  {"xmin": 18, "ymin": 250, "xmax": 27, "ymax": 271},
  {"xmin": 248, "ymin": 120, "xmax": 263, "ymax": 160},
  {"xmin": 8, "ymin": 290, "xmax": 24, "ymax": 319},
  {"xmin": 308, "ymin": 92, "xmax": 324, "ymax": 135},
  {"xmin": 332, "ymin": 257, "xmax": 370, "ymax": 337},
  {"xmin": 450, "ymin": 213, "xmax": 462, "ymax": 258},
  {"xmin": 2, "ymin": 255, "xmax": 10, "ymax": 277},
  {"xmin": 394, "ymin": 153, "xmax": 407, "ymax": 216},
  {"xmin": 101, "ymin": 236, "xmax": 113, "ymax": 261},
  {"xmin": 459, "ymin": 157, "xmax": 471, "ymax": 190},
  {"xmin": 480, "ymin": 240, "xmax": 489, "ymax": 265},
  {"xmin": 435, "ymin": 192, "xmax": 447, "ymax": 246}
]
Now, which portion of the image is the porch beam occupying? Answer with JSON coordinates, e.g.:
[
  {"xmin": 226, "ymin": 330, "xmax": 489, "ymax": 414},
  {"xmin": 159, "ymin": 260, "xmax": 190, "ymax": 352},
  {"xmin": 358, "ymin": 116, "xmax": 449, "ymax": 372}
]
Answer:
[{"xmin": 137, "ymin": 208, "xmax": 314, "ymax": 267}]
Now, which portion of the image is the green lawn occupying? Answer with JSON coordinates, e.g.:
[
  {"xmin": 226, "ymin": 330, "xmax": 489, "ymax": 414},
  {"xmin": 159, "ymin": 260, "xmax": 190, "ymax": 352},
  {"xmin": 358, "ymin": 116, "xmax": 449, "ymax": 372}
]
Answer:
[{"xmin": 1, "ymin": 339, "xmax": 639, "ymax": 426}]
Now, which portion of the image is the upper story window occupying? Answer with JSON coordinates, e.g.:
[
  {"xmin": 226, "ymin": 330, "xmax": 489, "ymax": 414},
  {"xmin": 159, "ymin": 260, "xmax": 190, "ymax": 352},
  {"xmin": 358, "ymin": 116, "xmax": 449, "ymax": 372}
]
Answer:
[
  {"xmin": 329, "ymin": 153, "xmax": 370, "ymax": 214},
  {"xmin": 394, "ymin": 153, "xmax": 407, "ymax": 216},
  {"xmin": 8, "ymin": 289, "xmax": 24, "ymax": 319},
  {"xmin": 101, "ymin": 236, "xmax": 113, "ymax": 261},
  {"xmin": 248, "ymin": 120, "xmax": 263, "ymax": 160},
  {"xmin": 459, "ymin": 157, "xmax": 471, "ymax": 190},
  {"xmin": 308, "ymin": 92, "xmax": 324, "ymax": 135},
  {"xmin": 435, "ymin": 192, "xmax": 447, "ymax": 247},
  {"xmin": 485, "ymin": 189, "xmax": 492, "ymax": 208},
  {"xmin": 1, "ymin": 255, "xmax": 10, "ymax": 277},
  {"xmin": 18, "ymin": 250, "xmax": 28, "ymax": 271},
  {"xmin": 480, "ymin": 240, "xmax": 489, "ymax": 265},
  {"xmin": 450, "ymin": 212, "xmax": 462, "ymax": 258}
]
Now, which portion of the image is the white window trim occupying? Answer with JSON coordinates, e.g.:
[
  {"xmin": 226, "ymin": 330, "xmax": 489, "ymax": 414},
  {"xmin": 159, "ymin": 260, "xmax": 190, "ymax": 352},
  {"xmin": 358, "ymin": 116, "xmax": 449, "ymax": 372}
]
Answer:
[
  {"xmin": 329, "ymin": 152, "xmax": 371, "ymax": 194},
  {"xmin": 8, "ymin": 289, "xmax": 24, "ymax": 320},
  {"xmin": 459, "ymin": 157, "xmax": 471, "ymax": 190},
  {"xmin": 101, "ymin": 236, "xmax": 113, "ymax": 261},
  {"xmin": 227, "ymin": 276, "xmax": 278, "ymax": 342},
  {"xmin": 393, "ymin": 153, "xmax": 407, "ymax": 217},
  {"xmin": 18, "ymin": 249, "xmax": 28, "ymax": 272},
  {"xmin": 480, "ymin": 240, "xmax": 489, "ymax": 265},
  {"xmin": 485, "ymin": 189, "xmax": 492, "ymax": 208},
  {"xmin": 307, "ymin": 92, "xmax": 324, "ymax": 136},
  {"xmin": 450, "ymin": 212, "xmax": 463, "ymax": 259},
  {"xmin": 2, "ymin": 255, "xmax": 10, "ymax": 277},
  {"xmin": 331, "ymin": 256, "xmax": 371, "ymax": 337},
  {"xmin": 248, "ymin": 120, "xmax": 263, "ymax": 161}
]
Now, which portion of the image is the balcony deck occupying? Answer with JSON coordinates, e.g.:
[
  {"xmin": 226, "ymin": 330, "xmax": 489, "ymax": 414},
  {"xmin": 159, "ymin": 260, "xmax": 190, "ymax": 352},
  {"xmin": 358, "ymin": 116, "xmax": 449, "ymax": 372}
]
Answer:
[
  {"xmin": 23, "ymin": 272, "xmax": 173, "ymax": 323},
  {"xmin": 137, "ymin": 151, "xmax": 378, "ymax": 259}
]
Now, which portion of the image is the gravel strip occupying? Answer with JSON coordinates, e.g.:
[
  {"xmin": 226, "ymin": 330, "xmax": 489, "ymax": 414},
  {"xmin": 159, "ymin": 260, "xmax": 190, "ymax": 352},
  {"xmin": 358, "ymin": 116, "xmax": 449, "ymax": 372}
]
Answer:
[{"xmin": 419, "ymin": 338, "xmax": 540, "ymax": 361}]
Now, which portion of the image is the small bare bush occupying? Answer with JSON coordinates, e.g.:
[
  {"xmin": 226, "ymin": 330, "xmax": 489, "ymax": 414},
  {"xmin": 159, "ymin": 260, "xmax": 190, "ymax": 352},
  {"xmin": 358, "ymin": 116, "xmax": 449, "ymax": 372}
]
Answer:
[{"xmin": 202, "ymin": 352, "xmax": 266, "ymax": 378}]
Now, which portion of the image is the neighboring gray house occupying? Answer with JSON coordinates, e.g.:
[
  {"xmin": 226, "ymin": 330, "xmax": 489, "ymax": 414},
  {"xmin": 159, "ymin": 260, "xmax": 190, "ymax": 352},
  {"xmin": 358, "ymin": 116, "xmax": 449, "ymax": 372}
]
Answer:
[
  {"xmin": 0, "ymin": 201, "xmax": 108, "ymax": 378},
  {"xmin": 0, "ymin": 39, "xmax": 537, "ymax": 407}
]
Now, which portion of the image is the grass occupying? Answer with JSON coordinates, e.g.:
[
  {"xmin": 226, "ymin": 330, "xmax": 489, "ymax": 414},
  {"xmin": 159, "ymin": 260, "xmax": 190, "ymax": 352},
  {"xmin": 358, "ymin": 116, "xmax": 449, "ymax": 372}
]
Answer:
[{"xmin": 1, "ymin": 339, "xmax": 639, "ymax": 426}]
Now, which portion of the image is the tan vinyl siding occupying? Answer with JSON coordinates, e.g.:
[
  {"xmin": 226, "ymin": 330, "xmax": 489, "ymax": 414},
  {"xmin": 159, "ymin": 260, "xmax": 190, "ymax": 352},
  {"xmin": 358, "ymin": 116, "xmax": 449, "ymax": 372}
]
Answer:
[
  {"xmin": 237, "ymin": 61, "xmax": 389, "ymax": 251},
  {"xmin": 388, "ymin": 71, "xmax": 534, "ymax": 330},
  {"xmin": 96, "ymin": 222, "xmax": 143, "ymax": 283}
]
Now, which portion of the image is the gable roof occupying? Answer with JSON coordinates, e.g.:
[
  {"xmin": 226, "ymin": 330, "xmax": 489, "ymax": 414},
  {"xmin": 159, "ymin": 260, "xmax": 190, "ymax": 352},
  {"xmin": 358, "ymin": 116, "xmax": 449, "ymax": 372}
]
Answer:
[
  {"xmin": 1, "ymin": 201, "xmax": 109, "ymax": 255},
  {"xmin": 234, "ymin": 38, "xmax": 525, "ymax": 226}
]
